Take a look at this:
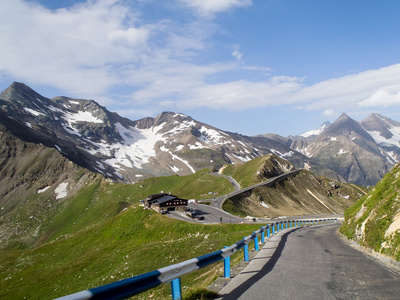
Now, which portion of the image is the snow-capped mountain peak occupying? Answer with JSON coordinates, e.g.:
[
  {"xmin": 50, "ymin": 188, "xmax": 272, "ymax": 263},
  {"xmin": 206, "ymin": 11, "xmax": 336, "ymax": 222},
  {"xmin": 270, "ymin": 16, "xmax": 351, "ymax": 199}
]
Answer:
[
  {"xmin": 361, "ymin": 113, "xmax": 400, "ymax": 147},
  {"xmin": 300, "ymin": 121, "xmax": 331, "ymax": 138},
  {"xmin": 0, "ymin": 83, "xmax": 270, "ymax": 182}
]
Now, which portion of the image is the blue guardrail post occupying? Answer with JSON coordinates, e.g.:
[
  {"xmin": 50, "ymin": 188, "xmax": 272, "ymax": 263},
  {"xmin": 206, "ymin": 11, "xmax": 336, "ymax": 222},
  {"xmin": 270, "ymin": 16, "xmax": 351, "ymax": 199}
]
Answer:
[
  {"xmin": 224, "ymin": 246, "xmax": 231, "ymax": 278},
  {"xmin": 171, "ymin": 278, "xmax": 182, "ymax": 300},
  {"xmin": 243, "ymin": 237, "xmax": 249, "ymax": 262},
  {"xmin": 261, "ymin": 229, "xmax": 265, "ymax": 243},
  {"xmin": 254, "ymin": 233, "xmax": 259, "ymax": 251},
  {"xmin": 267, "ymin": 226, "xmax": 271, "ymax": 238}
]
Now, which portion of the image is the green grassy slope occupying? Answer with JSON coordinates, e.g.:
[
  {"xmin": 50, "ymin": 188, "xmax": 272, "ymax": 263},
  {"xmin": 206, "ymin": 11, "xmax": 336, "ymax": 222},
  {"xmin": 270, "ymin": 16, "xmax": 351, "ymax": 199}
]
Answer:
[
  {"xmin": 0, "ymin": 207, "xmax": 261, "ymax": 299},
  {"xmin": 0, "ymin": 168, "xmax": 248, "ymax": 299},
  {"xmin": 221, "ymin": 154, "xmax": 293, "ymax": 188},
  {"xmin": 340, "ymin": 164, "xmax": 400, "ymax": 261},
  {"xmin": 1, "ymin": 168, "xmax": 234, "ymax": 250}
]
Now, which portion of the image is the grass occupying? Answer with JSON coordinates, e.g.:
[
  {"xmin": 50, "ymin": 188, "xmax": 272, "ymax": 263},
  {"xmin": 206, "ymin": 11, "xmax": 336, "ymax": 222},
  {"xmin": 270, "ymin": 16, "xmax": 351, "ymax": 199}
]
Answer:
[
  {"xmin": 340, "ymin": 165, "xmax": 400, "ymax": 260},
  {"xmin": 222, "ymin": 155, "xmax": 274, "ymax": 188},
  {"xmin": 0, "ymin": 168, "xmax": 258, "ymax": 299},
  {"xmin": 0, "ymin": 207, "xmax": 262, "ymax": 300}
]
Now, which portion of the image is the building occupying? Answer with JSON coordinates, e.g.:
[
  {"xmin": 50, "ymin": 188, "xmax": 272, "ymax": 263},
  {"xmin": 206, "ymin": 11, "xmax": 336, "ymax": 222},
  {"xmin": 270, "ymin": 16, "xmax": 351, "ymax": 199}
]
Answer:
[{"xmin": 144, "ymin": 193, "xmax": 188, "ymax": 213}]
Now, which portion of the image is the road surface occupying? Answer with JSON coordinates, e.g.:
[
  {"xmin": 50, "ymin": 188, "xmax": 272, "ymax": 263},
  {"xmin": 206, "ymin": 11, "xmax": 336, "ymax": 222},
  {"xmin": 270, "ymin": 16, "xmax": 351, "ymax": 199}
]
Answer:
[
  {"xmin": 209, "ymin": 170, "xmax": 301, "ymax": 209},
  {"xmin": 218, "ymin": 223, "xmax": 400, "ymax": 299}
]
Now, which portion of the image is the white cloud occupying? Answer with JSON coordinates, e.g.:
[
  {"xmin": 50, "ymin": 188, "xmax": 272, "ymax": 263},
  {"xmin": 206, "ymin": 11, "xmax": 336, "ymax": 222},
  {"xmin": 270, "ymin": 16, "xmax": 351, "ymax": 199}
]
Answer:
[
  {"xmin": 232, "ymin": 45, "xmax": 243, "ymax": 61},
  {"xmin": 0, "ymin": 0, "xmax": 152, "ymax": 96},
  {"xmin": 2, "ymin": 0, "xmax": 400, "ymax": 122},
  {"xmin": 177, "ymin": 0, "xmax": 252, "ymax": 17},
  {"xmin": 359, "ymin": 89, "xmax": 400, "ymax": 107},
  {"xmin": 323, "ymin": 109, "xmax": 335, "ymax": 116}
]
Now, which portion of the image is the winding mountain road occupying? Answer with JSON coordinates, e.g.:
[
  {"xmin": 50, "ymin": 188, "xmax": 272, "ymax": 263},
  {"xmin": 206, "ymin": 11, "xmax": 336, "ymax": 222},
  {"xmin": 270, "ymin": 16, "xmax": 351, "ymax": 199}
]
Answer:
[
  {"xmin": 217, "ymin": 223, "xmax": 400, "ymax": 299},
  {"xmin": 168, "ymin": 170, "xmax": 302, "ymax": 224},
  {"xmin": 208, "ymin": 170, "xmax": 301, "ymax": 209}
]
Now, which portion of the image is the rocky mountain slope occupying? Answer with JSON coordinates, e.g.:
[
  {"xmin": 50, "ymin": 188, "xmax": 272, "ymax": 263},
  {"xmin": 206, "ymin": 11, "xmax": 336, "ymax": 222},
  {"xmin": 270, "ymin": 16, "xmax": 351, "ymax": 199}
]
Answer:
[
  {"xmin": 0, "ymin": 82, "xmax": 305, "ymax": 183},
  {"xmin": 263, "ymin": 113, "xmax": 400, "ymax": 186},
  {"xmin": 222, "ymin": 161, "xmax": 366, "ymax": 218},
  {"xmin": 0, "ymin": 123, "xmax": 103, "ymax": 248},
  {"xmin": 340, "ymin": 163, "xmax": 400, "ymax": 262},
  {"xmin": 2, "ymin": 82, "xmax": 400, "ymax": 186}
]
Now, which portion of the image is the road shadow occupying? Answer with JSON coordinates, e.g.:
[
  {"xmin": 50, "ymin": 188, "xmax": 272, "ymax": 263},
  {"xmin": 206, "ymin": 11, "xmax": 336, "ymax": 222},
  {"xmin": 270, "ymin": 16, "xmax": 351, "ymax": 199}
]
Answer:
[{"xmin": 218, "ymin": 228, "xmax": 300, "ymax": 300}]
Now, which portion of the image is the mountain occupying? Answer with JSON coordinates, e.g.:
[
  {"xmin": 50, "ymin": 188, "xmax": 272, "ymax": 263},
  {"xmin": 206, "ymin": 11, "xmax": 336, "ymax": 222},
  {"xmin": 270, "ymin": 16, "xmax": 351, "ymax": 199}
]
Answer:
[
  {"xmin": 224, "ymin": 169, "xmax": 366, "ymax": 218},
  {"xmin": 264, "ymin": 113, "xmax": 400, "ymax": 186},
  {"xmin": 299, "ymin": 121, "xmax": 331, "ymax": 138},
  {"xmin": 0, "ymin": 122, "xmax": 103, "ymax": 248},
  {"xmin": 340, "ymin": 163, "xmax": 400, "ymax": 262},
  {"xmin": 0, "ymin": 82, "xmax": 305, "ymax": 183},
  {"xmin": 221, "ymin": 156, "xmax": 366, "ymax": 218},
  {"xmin": 1, "ymin": 82, "xmax": 400, "ymax": 186}
]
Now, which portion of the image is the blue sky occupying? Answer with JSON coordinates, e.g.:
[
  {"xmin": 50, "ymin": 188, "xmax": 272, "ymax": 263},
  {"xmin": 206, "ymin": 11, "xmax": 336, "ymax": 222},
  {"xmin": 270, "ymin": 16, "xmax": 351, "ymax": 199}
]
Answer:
[{"xmin": 1, "ymin": 0, "xmax": 400, "ymax": 136}]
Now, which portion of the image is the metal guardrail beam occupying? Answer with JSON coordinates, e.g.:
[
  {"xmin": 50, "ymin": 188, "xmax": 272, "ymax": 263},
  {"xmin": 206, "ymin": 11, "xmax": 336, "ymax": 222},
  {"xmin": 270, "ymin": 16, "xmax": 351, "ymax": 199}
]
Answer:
[{"xmin": 55, "ymin": 218, "xmax": 337, "ymax": 300}]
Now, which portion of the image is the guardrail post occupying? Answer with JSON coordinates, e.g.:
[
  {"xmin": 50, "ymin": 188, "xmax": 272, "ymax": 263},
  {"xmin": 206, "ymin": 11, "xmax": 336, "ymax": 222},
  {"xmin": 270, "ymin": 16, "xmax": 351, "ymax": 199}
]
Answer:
[
  {"xmin": 277, "ymin": 222, "xmax": 280, "ymax": 232},
  {"xmin": 281, "ymin": 222, "xmax": 284, "ymax": 231},
  {"xmin": 272, "ymin": 224, "xmax": 275, "ymax": 235},
  {"xmin": 267, "ymin": 226, "xmax": 271, "ymax": 238},
  {"xmin": 223, "ymin": 247, "xmax": 231, "ymax": 278},
  {"xmin": 171, "ymin": 278, "xmax": 182, "ymax": 300},
  {"xmin": 243, "ymin": 237, "xmax": 249, "ymax": 262},
  {"xmin": 254, "ymin": 233, "xmax": 259, "ymax": 251},
  {"xmin": 261, "ymin": 228, "xmax": 265, "ymax": 243}
]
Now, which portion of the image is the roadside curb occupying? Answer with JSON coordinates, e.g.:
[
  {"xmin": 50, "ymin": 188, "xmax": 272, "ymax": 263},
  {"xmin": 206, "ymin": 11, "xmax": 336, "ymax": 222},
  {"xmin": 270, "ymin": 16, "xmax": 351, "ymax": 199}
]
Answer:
[{"xmin": 338, "ymin": 231, "xmax": 400, "ymax": 272}]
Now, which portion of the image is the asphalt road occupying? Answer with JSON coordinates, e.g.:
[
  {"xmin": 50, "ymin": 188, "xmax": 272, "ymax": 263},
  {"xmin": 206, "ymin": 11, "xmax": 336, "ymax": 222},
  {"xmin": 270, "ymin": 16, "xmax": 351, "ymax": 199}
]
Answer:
[
  {"xmin": 218, "ymin": 223, "xmax": 400, "ymax": 300},
  {"xmin": 209, "ymin": 170, "xmax": 301, "ymax": 209},
  {"xmin": 168, "ymin": 203, "xmax": 246, "ymax": 224}
]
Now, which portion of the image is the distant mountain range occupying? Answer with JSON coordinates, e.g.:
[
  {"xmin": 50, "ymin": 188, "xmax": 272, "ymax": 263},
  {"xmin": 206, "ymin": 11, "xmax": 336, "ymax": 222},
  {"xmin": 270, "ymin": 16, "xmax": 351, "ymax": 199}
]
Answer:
[{"xmin": 1, "ymin": 82, "xmax": 399, "ymax": 186}]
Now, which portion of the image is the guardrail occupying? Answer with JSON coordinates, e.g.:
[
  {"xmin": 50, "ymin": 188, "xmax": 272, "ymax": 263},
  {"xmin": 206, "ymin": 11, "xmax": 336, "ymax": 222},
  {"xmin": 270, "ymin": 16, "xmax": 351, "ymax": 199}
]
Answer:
[{"xmin": 56, "ymin": 218, "xmax": 337, "ymax": 300}]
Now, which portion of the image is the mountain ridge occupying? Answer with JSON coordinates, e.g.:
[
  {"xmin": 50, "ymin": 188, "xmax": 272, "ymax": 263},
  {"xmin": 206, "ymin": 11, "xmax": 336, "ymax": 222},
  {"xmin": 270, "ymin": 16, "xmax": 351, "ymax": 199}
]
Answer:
[{"xmin": 1, "ymin": 82, "xmax": 400, "ymax": 186}]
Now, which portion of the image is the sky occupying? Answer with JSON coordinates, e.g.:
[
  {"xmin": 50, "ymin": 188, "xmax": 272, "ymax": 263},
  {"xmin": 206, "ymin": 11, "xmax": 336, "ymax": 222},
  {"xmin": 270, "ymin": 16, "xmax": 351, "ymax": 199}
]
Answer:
[{"xmin": 1, "ymin": 0, "xmax": 400, "ymax": 136}]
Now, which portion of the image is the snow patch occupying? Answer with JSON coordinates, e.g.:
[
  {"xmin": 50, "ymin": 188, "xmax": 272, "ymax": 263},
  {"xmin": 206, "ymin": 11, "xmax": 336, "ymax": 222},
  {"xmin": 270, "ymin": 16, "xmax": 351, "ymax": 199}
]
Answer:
[
  {"xmin": 368, "ymin": 127, "xmax": 400, "ymax": 147},
  {"xmin": 199, "ymin": 126, "xmax": 229, "ymax": 145},
  {"xmin": 64, "ymin": 110, "xmax": 103, "ymax": 124},
  {"xmin": 55, "ymin": 182, "xmax": 69, "ymax": 199},
  {"xmin": 87, "ymin": 123, "xmax": 165, "ymax": 170},
  {"xmin": 386, "ymin": 151, "xmax": 399, "ymax": 163},
  {"xmin": 38, "ymin": 186, "xmax": 50, "ymax": 194},
  {"xmin": 24, "ymin": 108, "xmax": 45, "ymax": 116},
  {"xmin": 300, "ymin": 123, "xmax": 329, "ymax": 137},
  {"xmin": 271, "ymin": 149, "xmax": 295, "ymax": 158},
  {"xmin": 160, "ymin": 146, "xmax": 196, "ymax": 173},
  {"xmin": 189, "ymin": 142, "xmax": 205, "ymax": 149}
]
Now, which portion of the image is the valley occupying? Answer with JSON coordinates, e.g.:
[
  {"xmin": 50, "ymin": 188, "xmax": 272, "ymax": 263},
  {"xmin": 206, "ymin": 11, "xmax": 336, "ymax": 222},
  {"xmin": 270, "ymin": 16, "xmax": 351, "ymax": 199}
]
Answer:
[{"xmin": 1, "ymin": 81, "xmax": 400, "ymax": 299}]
